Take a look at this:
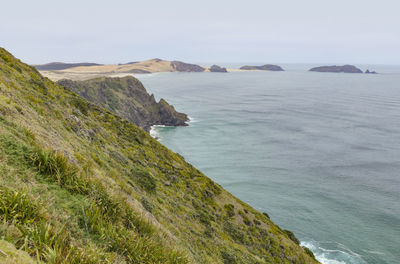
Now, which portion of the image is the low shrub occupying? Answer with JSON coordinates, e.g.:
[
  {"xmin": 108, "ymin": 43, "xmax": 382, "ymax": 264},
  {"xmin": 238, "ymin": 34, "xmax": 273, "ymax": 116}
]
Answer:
[
  {"xmin": 140, "ymin": 197, "xmax": 154, "ymax": 213},
  {"xmin": 70, "ymin": 97, "xmax": 89, "ymax": 116},
  {"xmin": 221, "ymin": 250, "xmax": 237, "ymax": 264},
  {"xmin": 303, "ymin": 246, "xmax": 316, "ymax": 259},
  {"xmin": 283, "ymin": 229, "xmax": 300, "ymax": 245},
  {"xmin": 262, "ymin": 212, "xmax": 270, "ymax": 219},
  {"xmin": 223, "ymin": 222, "xmax": 245, "ymax": 244},
  {"xmin": 224, "ymin": 204, "xmax": 235, "ymax": 217}
]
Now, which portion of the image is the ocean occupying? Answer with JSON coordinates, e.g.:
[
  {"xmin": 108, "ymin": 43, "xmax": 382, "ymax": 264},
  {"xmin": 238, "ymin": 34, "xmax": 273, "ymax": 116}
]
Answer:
[{"xmin": 135, "ymin": 64, "xmax": 400, "ymax": 264}]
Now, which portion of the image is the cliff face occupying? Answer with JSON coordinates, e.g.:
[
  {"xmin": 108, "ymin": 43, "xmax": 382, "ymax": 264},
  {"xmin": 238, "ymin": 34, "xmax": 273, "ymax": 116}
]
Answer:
[
  {"xmin": 57, "ymin": 76, "xmax": 188, "ymax": 132},
  {"xmin": 171, "ymin": 61, "xmax": 205, "ymax": 72},
  {"xmin": 0, "ymin": 47, "xmax": 319, "ymax": 264},
  {"xmin": 309, "ymin": 65, "xmax": 363, "ymax": 73}
]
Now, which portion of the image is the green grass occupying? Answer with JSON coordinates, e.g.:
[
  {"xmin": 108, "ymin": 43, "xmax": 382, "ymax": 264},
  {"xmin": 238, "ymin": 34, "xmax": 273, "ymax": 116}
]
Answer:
[{"xmin": 0, "ymin": 47, "xmax": 319, "ymax": 264}]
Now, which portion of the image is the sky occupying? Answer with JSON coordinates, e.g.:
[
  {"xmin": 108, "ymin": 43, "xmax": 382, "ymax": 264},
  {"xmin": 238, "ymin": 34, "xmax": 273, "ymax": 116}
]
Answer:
[{"xmin": 1, "ymin": 0, "xmax": 399, "ymax": 64}]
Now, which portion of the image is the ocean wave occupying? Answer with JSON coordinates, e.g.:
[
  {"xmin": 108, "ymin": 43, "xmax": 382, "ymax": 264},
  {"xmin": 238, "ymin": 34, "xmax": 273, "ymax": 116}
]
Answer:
[
  {"xmin": 149, "ymin": 125, "xmax": 166, "ymax": 139},
  {"xmin": 187, "ymin": 116, "xmax": 198, "ymax": 123},
  {"xmin": 301, "ymin": 241, "xmax": 367, "ymax": 264}
]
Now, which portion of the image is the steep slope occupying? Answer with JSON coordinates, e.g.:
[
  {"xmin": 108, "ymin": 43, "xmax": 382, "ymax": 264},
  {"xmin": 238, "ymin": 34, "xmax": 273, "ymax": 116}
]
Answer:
[
  {"xmin": 0, "ymin": 47, "xmax": 319, "ymax": 264},
  {"xmin": 57, "ymin": 77, "xmax": 188, "ymax": 132}
]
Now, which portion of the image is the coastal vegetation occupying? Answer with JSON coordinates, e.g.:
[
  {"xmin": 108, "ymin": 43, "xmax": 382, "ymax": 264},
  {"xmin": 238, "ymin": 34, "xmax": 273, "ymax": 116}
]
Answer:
[{"xmin": 0, "ymin": 47, "xmax": 319, "ymax": 263}]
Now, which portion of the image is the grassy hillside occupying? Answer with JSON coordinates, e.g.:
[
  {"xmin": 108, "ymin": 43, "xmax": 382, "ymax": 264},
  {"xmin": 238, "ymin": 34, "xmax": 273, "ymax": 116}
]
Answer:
[
  {"xmin": 57, "ymin": 77, "xmax": 188, "ymax": 132},
  {"xmin": 0, "ymin": 47, "xmax": 318, "ymax": 264}
]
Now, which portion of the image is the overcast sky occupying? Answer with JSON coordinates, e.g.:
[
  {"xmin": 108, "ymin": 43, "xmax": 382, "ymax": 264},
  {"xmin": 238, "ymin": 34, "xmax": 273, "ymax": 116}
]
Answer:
[{"xmin": 1, "ymin": 0, "xmax": 399, "ymax": 64}]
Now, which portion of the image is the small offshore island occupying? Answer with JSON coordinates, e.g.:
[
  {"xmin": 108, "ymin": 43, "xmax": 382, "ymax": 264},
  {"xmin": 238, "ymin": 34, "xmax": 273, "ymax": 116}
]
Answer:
[
  {"xmin": 240, "ymin": 64, "xmax": 285, "ymax": 71},
  {"xmin": 309, "ymin": 65, "xmax": 363, "ymax": 73},
  {"xmin": 209, "ymin": 64, "xmax": 228, "ymax": 72}
]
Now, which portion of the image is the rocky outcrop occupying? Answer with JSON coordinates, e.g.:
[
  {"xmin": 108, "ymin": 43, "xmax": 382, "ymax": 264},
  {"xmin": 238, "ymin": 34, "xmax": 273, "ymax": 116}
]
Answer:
[
  {"xmin": 240, "ymin": 64, "xmax": 284, "ymax": 71},
  {"xmin": 57, "ymin": 76, "xmax": 188, "ymax": 132},
  {"xmin": 209, "ymin": 65, "xmax": 227, "ymax": 72},
  {"xmin": 170, "ymin": 61, "xmax": 205, "ymax": 72},
  {"xmin": 34, "ymin": 62, "xmax": 102, "ymax": 70},
  {"xmin": 309, "ymin": 65, "xmax": 363, "ymax": 73},
  {"xmin": 365, "ymin": 69, "xmax": 378, "ymax": 74}
]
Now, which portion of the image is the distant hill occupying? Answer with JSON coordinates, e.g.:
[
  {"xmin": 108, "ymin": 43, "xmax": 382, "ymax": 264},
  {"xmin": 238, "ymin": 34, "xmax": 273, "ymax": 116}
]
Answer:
[
  {"xmin": 309, "ymin": 65, "xmax": 363, "ymax": 73},
  {"xmin": 34, "ymin": 62, "xmax": 102, "ymax": 70},
  {"xmin": 38, "ymin": 59, "xmax": 204, "ymax": 75}
]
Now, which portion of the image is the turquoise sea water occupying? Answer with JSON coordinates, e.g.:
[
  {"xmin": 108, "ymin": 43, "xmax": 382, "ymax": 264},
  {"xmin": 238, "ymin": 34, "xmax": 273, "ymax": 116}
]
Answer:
[{"xmin": 135, "ymin": 65, "xmax": 400, "ymax": 264}]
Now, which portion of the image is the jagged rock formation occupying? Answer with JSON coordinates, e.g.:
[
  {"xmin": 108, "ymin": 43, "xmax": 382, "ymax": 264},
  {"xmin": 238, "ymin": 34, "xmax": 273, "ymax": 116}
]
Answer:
[
  {"xmin": 309, "ymin": 65, "xmax": 363, "ymax": 73},
  {"xmin": 240, "ymin": 64, "xmax": 284, "ymax": 71},
  {"xmin": 0, "ymin": 47, "xmax": 319, "ymax": 264},
  {"xmin": 365, "ymin": 69, "xmax": 378, "ymax": 74},
  {"xmin": 209, "ymin": 65, "xmax": 228, "ymax": 72},
  {"xmin": 34, "ymin": 62, "xmax": 102, "ymax": 70},
  {"xmin": 57, "ymin": 76, "xmax": 188, "ymax": 132},
  {"xmin": 170, "ymin": 61, "xmax": 205, "ymax": 72}
]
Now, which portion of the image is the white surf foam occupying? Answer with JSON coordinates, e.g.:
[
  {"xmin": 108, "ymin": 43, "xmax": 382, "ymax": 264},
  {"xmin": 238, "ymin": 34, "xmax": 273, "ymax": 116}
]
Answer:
[
  {"xmin": 149, "ymin": 125, "xmax": 165, "ymax": 139},
  {"xmin": 301, "ymin": 241, "xmax": 367, "ymax": 264},
  {"xmin": 187, "ymin": 116, "xmax": 198, "ymax": 123}
]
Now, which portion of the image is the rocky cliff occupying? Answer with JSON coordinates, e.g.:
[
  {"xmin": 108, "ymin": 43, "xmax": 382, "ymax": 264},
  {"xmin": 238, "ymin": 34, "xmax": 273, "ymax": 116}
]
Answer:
[
  {"xmin": 57, "ymin": 76, "xmax": 188, "ymax": 132},
  {"xmin": 171, "ymin": 61, "xmax": 205, "ymax": 72}
]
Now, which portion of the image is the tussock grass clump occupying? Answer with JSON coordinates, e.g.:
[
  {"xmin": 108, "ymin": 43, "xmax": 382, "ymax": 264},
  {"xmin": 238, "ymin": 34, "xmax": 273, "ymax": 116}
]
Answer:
[
  {"xmin": 0, "ymin": 187, "xmax": 42, "ymax": 225},
  {"xmin": 130, "ymin": 167, "xmax": 157, "ymax": 193},
  {"xmin": 88, "ymin": 180, "xmax": 121, "ymax": 221},
  {"xmin": 82, "ymin": 203, "xmax": 188, "ymax": 264},
  {"xmin": 17, "ymin": 222, "xmax": 111, "ymax": 263},
  {"xmin": 224, "ymin": 204, "xmax": 235, "ymax": 217},
  {"xmin": 124, "ymin": 209, "xmax": 155, "ymax": 236},
  {"xmin": 28, "ymin": 147, "xmax": 90, "ymax": 194}
]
